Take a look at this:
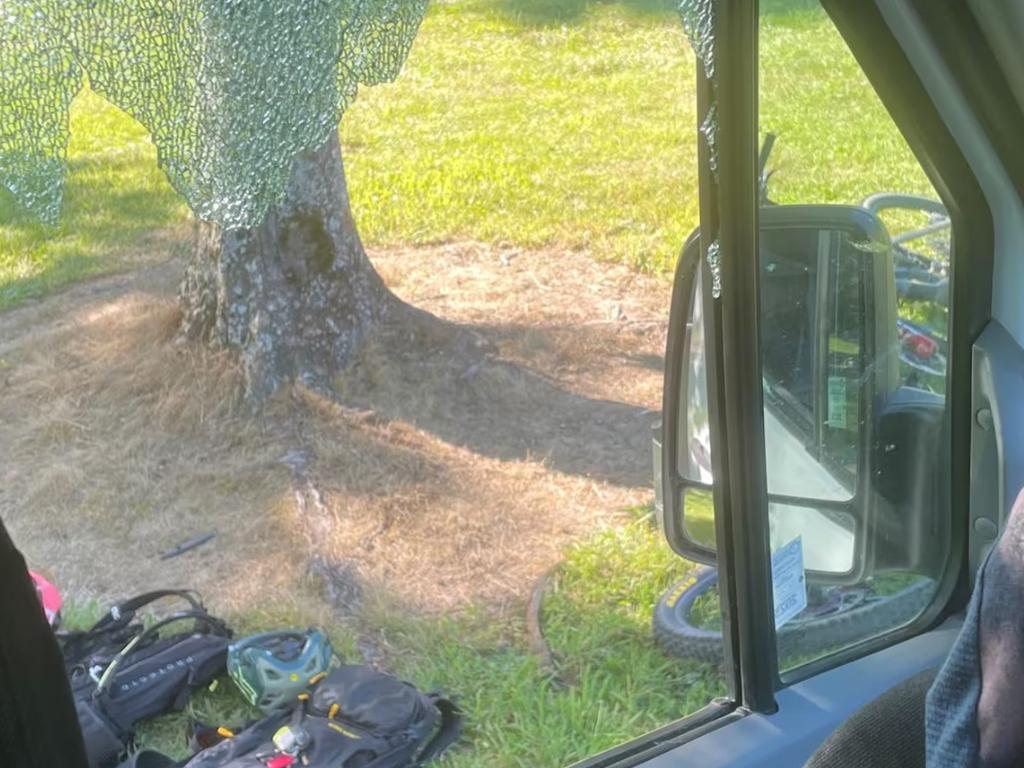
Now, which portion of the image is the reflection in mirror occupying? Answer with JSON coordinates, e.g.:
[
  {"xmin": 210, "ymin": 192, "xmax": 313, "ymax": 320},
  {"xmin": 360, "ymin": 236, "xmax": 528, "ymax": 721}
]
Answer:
[
  {"xmin": 760, "ymin": 225, "xmax": 867, "ymax": 503},
  {"xmin": 769, "ymin": 501, "xmax": 854, "ymax": 574},
  {"xmin": 682, "ymin": 486, "xmax": 716, "ymax": 551},
  {"xmin": 674, "ymin": 222, "xmax": 875, "ymax": 576},
  {"xmin": 868, "ymin": 196, "xmax": 950, "ymax": 397},
  {"xmin": 760, "ymin": 223, "xmax": 874, "ymax": 577},
  {"xmin": 677, "ymin": 261, "xmax": 712, "ymax": 485}
]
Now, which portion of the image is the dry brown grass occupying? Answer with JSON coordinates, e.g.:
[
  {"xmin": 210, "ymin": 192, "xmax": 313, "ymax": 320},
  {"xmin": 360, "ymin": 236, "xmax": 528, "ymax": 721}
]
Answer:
[{"xmin": 0, "ymin": 241, "xmax": 668, "ymax": 620}]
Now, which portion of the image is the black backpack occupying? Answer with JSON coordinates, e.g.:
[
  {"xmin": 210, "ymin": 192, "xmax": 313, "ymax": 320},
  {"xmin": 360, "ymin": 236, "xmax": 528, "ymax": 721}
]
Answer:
[
  {"xmin": 61, "ymin": 591, "xmax": 232, "ymax": 768},
  {"xmin": 118, "ymin": 665, "xmax": 463, "ymax": 768}
]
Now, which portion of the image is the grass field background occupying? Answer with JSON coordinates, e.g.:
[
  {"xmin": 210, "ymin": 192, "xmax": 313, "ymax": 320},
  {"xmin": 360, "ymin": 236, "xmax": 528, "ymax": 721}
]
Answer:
[{"xmin": 0, "ymin": 0, "xmax": 935, "ymax": 311}]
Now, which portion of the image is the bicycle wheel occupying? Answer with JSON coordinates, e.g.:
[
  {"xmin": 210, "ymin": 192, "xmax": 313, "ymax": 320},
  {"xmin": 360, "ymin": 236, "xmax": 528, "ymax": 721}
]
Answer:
[{"xmin": 653, "ymin": 567, "xmax": 935, "ymax": 665}]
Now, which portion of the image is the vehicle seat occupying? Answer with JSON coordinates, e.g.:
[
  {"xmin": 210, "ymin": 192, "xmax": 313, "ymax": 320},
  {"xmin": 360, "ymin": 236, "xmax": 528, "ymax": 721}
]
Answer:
[{"xmin": 804, "ymin": 667, "xmax": 936, "ymax": 768}]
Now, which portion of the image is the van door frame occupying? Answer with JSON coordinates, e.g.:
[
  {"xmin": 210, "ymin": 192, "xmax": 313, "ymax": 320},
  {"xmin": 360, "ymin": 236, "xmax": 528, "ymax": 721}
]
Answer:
[{"xmin": 576, "ymin": 0, "xmax": 993, "ymax": 762}]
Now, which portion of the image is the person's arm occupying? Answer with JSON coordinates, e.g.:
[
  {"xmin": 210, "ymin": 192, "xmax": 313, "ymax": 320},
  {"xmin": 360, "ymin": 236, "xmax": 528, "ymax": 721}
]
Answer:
[
  {"xmin": 927, "ymin": 487, "xmax": 1024, "ymax": 768},
  {"xmin": 975, "ymin": 486, "xmax": 1024, "ymax": 766},
  {"xmin": 0, "ymin": 517, "xmax": 88, "ymax": 767}
]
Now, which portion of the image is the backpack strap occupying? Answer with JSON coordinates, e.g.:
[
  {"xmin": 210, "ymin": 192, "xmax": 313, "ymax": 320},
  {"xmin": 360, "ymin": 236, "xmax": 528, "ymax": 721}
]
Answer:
[
  {"xmin": 415, "ymin": 695, "xmax": 464, "ymax": 765},
  {"xmin": 93, "ymin": 609, "xmax": 229, "ymax": 698},
  {"xmin": 91, "ymin": 590, "xmax": 205, "ymax": 633},
  {"xmin": 60, "ymin": 590, "xmax": 208, "ymax": 665}
]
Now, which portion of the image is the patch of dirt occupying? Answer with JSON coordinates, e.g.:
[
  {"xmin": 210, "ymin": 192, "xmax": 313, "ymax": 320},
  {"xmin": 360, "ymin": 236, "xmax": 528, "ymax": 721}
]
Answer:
[{"xmin": 0, "ymin": 241, "xmax": 669, "ymax": 618}]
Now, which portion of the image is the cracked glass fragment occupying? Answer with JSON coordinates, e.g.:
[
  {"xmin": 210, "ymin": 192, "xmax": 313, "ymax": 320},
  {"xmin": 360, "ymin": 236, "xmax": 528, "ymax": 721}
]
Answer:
[
  {"xmin": 679, "ymin": 0, "xmax": 720, "ymax": 293},
  {"xmin": 706, "ymin": 237, "xmax": 722, "ymax": 299},
  {"xmin": 679, "ymin": 0, "xmax": 715, "ymax": 80},
  {"xmin": 0, "ymin": 0, "xmax": 428, "ymax": 229},
  {"xmin": 700, "ymin": 101, "xmax": 718, "ymax": 175},
  {"xmin": 0, "ymin": 0, "xmax": 82, "ymax": 224}
]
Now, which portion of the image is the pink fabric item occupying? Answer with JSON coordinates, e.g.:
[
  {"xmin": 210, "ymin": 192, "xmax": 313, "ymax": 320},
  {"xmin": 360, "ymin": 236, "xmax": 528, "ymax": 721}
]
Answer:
[{"xmin": 29, "ymin": 570, "xmax": 62, "ymax": 627}]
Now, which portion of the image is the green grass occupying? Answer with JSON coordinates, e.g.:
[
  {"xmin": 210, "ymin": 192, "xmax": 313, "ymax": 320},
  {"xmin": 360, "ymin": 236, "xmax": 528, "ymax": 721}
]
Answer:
[
  {"xmin": 372, "ymin": 513, "xmax": 722, "ymax": 766},
  {"xmin": 758, "ymin": 6, "xmax": 934, "ymax": 207},
  {"xmin": 2, "ymin": 0, "xmax": 937, "ymax": 311},
  {"xmin": 341, "ymin": 0, "xmax": 696, "ymax": 273},
  {"xmin": 682, "ymin": 487, "xmax": 716, "ymax": 549},
  {"xmin": 344, "ymin": 0, "xmax": 935, "ymax": 269},
  {"xmin": 82, "ymin": 521, "xmax": 925, "ymax": 766},
  {"xmin": 0, "ymin": 90, "xmax": 188, "ymax": 310}
]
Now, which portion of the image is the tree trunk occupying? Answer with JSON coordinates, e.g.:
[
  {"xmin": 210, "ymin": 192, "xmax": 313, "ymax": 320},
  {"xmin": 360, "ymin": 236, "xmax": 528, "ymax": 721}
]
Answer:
[{"xmin": 178, "ymin": 133, "xmax": 397, "ymax": 400}]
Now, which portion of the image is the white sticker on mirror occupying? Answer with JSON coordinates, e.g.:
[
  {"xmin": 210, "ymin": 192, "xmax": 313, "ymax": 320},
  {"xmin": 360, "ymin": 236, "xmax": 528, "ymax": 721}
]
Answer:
[{"xmin": 771, "ymin": 536, "xmax": 807, "ymax": 629}]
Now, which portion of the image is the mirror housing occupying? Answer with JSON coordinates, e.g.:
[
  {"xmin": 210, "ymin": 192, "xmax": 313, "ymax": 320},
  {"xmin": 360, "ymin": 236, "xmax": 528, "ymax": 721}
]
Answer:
[
  {"xmin": 656, "ymin": 205, "xmax": 944, "ymax": 583},
  {"xmin": 655, "ymin": 227, "xmax": 714, "ymax": 563}
]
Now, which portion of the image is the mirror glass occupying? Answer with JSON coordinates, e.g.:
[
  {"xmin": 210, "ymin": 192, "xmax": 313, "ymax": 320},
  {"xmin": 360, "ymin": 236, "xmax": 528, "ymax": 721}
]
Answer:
[
  {"xmin": 676, "ymin": 259, "xmax": 712, "ymax": 486},
  {"xmin": 675, "ymin": 260, "xmax": 717, "ymax": 554},
  {"xmin": 762, "ymin": 224, "xmax": 874, "ymax": 574},
  {"xmin": 678, "ymin": 218, "xmax": 880, "ymax": 575},
  {"xmin": 683, "ymin": 486, "xmax": 716, "ymax": 551},
  {"xmin": 760, "ymin": 225, "xmax": 867, "ymax": 502}
]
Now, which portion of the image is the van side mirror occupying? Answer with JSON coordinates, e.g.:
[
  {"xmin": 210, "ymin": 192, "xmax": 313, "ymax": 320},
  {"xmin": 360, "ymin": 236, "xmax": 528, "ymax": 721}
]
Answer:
[{"xmin": 657, "ymin": 205, "xmax": 904, "ymax": 582}]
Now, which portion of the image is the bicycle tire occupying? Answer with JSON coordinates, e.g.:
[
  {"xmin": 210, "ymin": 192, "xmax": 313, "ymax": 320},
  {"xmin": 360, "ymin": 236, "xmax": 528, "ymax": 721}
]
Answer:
[{"xmin": 653, "ymin": 567, "xmax": 935, "ymax": 665}]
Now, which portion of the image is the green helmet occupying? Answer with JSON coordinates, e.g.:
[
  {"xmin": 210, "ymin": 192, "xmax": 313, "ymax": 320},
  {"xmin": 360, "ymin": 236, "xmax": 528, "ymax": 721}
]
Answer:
[{"xmin": 227, "ymin": 629, "xmax": 334, "ymax": 713}]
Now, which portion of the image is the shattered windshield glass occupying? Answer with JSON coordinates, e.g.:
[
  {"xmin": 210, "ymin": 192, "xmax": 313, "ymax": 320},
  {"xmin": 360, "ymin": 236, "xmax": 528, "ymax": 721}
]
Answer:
[
  {"xmin": 678, "ymin": 0, "xmax": 721, "ymax": 296},
  {"xmin": 0, "ymin": 0, "xmax": 428, "ymax": 228},
  {"xmin": 679, "ymin": 0, "xmax": 715, "ymax": 80}
]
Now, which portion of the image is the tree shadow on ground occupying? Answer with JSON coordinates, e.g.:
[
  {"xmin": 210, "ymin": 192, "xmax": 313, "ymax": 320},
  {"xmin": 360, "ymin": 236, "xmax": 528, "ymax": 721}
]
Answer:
[
  {"xmin": 623, "ymin": 351, "xmax": 664, "ymax": 372},
  {"xmin": 0, "ymin": 258, "xmax": 664, "ymax": 611},
  {"xmin": 336, "ymin": 320, "xmax": 663, "ymax": 489}
]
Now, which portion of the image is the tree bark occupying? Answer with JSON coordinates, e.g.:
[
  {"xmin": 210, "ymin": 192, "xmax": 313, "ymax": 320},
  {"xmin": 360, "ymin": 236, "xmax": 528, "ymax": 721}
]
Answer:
[{"xmin": 178, "ymin": 133, "xmax": 397, "ymax": 400}]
